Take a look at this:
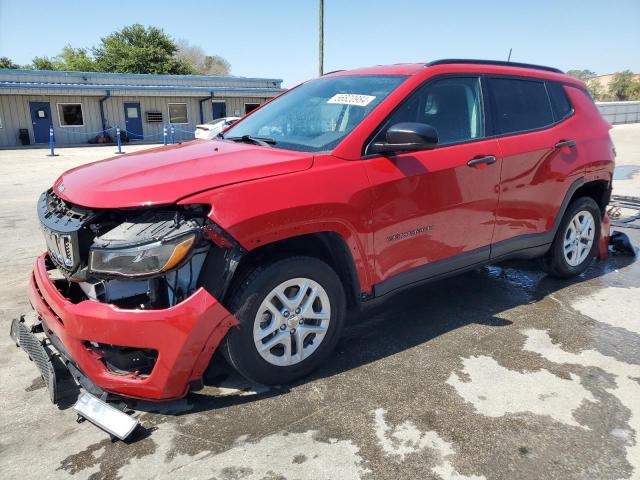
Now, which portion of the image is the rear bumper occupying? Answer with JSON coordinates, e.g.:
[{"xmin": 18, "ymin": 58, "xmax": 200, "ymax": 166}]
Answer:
[{"xmin": 27, "ymin": 253, "xmax": 238, "ymax": 401}]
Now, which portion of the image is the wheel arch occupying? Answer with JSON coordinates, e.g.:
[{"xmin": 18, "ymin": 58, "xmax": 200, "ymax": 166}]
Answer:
[
  {"xmin": 200, "ymin": 231, "xmax": 363, "ymax": 312},
  {"xmin": 232, "ymin": 232, "xmax": 362, "ymax": 310},
  {"xmin": 550, "ymin": 176, "xmax": 611, "ymax": 238},
  {"xmin": 569, "ymin": 178, "xmax": 611, "ymax": 215}
]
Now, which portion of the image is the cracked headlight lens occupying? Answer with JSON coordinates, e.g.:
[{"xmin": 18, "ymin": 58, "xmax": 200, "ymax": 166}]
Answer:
[{"xmin": 89, "ymin": 234, "xmax": 196, "ymax": 277}]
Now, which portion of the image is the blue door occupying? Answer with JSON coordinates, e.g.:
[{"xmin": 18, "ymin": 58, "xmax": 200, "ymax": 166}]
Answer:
[
  {"xmin": 212, "ymin": 101, "xmax": 226, "ymax": 119},
  {"xmin": 29, "ymin": 102, "xmax": 52, "ymax": 143},
  {"xmin": 123, "ymin": 102, "xmax": 143, "ymax": 140}
]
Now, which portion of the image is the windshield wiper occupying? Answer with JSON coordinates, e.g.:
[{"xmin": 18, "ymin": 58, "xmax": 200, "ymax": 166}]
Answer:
[{"xmin": 225, "ymin": 135, "xmax": 276, "ymax": 147}]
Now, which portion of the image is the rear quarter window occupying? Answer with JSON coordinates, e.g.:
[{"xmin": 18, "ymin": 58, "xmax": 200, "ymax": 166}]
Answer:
[
  {"xmin": 487, "ymin": 77, "xmax": 554, "ymax": 135},
  {"xmin": 547, "ymin": 82, "xmax": 573, "ymax": 121}
]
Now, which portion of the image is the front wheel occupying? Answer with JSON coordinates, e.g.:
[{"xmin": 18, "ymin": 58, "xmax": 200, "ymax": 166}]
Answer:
[
  {"xmin": 540, "ymin": 196, "xmax": 601, "ymax": 278},
  {"xmin": 222, "ymin": 256, "xmax": 346, "ymax": 385}
]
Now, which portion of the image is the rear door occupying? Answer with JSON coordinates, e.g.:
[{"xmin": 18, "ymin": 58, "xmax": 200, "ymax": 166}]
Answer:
[
  {"xmin": 486, "ymin": 77, "xmax": 581, "ymax": 254},
  {"xmin": 29, "ymin": 102, "xmax": 51, "ymax": 143},
  {"xmin": 364, "ymin": 76, "xmax": 502, "ymax": 292},
  {"xmin": 123, "ymin": 102, "xmax": 143, "ymax": 140}
]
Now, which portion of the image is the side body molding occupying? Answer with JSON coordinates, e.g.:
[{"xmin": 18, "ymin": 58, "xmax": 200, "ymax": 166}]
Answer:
[{"xmin": 372, "ymin": 176, "xmax": 586, "ymax": 298}]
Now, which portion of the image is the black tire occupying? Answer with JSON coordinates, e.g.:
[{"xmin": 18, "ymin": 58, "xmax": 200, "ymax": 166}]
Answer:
[
  {"xmin": 540, "ymin": 197, "xmax": 601, "ymax": 278},
  {"xmin": 222, "ymin": 256, "xmax": 346, "ymax": 385}
]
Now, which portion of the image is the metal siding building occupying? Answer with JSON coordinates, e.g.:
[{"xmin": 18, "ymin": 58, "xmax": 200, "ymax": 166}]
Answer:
[{"xmin": 0, "ymin": 69, "xmax": 284, "ymax": 147}]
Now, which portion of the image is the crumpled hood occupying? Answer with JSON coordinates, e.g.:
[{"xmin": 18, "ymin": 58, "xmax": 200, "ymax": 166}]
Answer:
[{"xmin": 54, "ymin": 140, "xmax": 313, "ymax": 208}]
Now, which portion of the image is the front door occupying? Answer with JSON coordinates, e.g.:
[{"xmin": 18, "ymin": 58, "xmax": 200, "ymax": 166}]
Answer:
[
  {"xmin": 123, "ymin": 102, "xmax": 143, "ymax": 140},
  {"xmin": 363, "ymin": 76, "xmax": 501, "ymax": 293},
  {"xmin": 29, "ymin": 102, "xmax": 52, "ymax": 143},
  {"xmin": 212, "ymin": 101, "xmax": 226, "ymax": 119}
]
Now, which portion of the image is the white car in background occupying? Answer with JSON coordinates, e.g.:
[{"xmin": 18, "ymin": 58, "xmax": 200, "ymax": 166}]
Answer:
[{"xmin": 195, "ymin": 117, "xmax": 241, "ymax": 139}]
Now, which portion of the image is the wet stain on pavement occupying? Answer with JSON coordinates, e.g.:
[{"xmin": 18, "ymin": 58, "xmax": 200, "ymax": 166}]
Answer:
[
  {"xmin": 57, "ymin": 435, "xmax": 158, "ymax": 480},
  {"xmin": 25, "ymin": 376, "xmax": 45, "ymax": 392}
]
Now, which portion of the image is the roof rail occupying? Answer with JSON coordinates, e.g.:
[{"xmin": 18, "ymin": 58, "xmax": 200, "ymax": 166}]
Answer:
[
  {"xmin": 426, "ymin": 59, "xmax": 563, "ymax": 74},
  {"xmin": 322, "ymin": 69, "xmax": 345, "ymax": 76}
]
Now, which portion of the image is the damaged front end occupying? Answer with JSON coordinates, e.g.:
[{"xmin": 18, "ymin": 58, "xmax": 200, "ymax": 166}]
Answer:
[
  {"xmin": 12, "ymin": 189, "xmax": 243, "ymax": 438},
  {"xmin": 39, "ymin": 189, "xmax": 217, "ymax": 310}
]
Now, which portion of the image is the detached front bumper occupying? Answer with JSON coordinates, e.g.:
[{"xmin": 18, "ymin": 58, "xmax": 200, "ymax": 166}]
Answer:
[{"xmin": 24, "ymin": 253, "xmax": 238, "ymax": 401}]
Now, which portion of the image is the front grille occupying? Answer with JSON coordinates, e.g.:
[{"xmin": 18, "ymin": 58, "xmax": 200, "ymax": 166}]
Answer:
[
  {"xmin": 43, "ymin": 228, "xmax": 75, "ymax": 269},
  {"xmin": 38, "ymin": 190, "xmax": 98, "ymax": 275}
]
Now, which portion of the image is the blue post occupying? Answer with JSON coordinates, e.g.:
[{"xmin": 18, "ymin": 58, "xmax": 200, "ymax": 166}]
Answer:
[
  {"xmin": 163, "ymin": 125, "xmax": 168, "ymax": 146},
  {"xmin": 170, "ymin": 125, "xmax": 175, "ymax": 144},
  {"xmin": 46, "ymin": 126, "xmax": 57, "ymax": 157},
  {"xmin": 115, "ymin": 125, "xmax": 124, "ymax": 154}
]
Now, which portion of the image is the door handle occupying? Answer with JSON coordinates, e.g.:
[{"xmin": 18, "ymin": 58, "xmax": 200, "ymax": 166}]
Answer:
[
  {"xmin": 467, "ymin": 155, "xmax": 497, "ymax": 167},
  {"xmin": 554, "ymin": 139, "xmax": 576, "ymax": 149}
]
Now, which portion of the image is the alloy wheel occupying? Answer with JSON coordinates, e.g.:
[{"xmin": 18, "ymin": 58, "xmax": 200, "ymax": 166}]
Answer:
[
  {"xmin": 253, "ymin": 278, "xmax": 331, "ymax": 367},
  {"xmin": 563, "ymin": 210, "xmax": 595, "ymax": 267}
]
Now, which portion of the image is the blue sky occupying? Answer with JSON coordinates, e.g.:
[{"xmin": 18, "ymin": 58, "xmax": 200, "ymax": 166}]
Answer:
[{"xmin": 1, "ymin": 0, "xmax": 638, "ymax": 86}]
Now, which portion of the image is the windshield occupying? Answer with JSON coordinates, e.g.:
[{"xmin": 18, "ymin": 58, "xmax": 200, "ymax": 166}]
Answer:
[{"xmin": 222, "ymin": 75, "xmax": 407, "ymax": 152}]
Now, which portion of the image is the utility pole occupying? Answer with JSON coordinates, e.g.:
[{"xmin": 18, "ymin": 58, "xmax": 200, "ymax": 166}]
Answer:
[{"xmin": 319, "ymin": 0, "xmax": 324, "ymax": 76}]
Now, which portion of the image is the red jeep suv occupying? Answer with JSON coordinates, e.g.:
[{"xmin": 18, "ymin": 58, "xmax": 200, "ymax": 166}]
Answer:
[{"xmin": 16, "ymin": 59, "xmax": 614, "ymax": 403}]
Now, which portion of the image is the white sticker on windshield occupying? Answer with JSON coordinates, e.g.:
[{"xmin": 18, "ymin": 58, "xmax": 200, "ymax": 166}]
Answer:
[{"xmin": 327, "ymin": 93, "xmax": 376, "ymax": 107}]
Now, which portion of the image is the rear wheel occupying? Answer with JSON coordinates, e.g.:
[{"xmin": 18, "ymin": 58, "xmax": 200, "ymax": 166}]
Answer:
[
  {"xmin": 540, "ymin": 197, "xmax": 601, "ymax": 278},
  {"xmin": 222, "ymin": 256, "xmax": 345, "ymax": 385}
]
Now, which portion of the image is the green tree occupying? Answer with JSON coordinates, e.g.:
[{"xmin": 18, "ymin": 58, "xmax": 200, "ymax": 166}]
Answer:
[
  {"xmin": 0, "ymin": 57, "xmax": 20, "ymax": 69},
  {"xmin": 566, "ymin": 69, "xmax": 597, "ymax": 82},
  {"xmin": 586, "ymin": 79, "xmax": 606, "ymax": 101},
  {"xmin": 57, "ymin": 45, "xmax": 97, "ymax": 72},
  {"xmin": 627, "ymin": 81, "xmax": 640, "ymax": 101},
  {"xmin": 93, "ymin": 24, "xmax": 195, "ymax": 74},
  {"xmin": 609, "ymin": 70, "xmax": 636, "ymax": 101},
  {"xmin": 31, "ymin": 56, "xmax": 62, "ymax": 70}
]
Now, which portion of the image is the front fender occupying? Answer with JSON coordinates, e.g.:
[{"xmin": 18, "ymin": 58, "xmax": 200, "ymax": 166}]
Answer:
[{"xmin": 179, "ymin": 155, "xmax": 375, "ymax": 293}]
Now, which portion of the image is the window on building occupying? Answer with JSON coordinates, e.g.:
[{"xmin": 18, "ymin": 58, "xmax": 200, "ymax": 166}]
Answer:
[
  {"xmin": 244, "ymin": 103, "xmax": 260, "ymax": 114},
  {"xmin": 487, "ymin": 78, "xmax": 554, "ymax": 134},
  {"xmin": 212, "ymin": 101, "xmax": 227, "ymax": 119},
  {"xmin": 57, "ymin": 103, "xmax": 84, "ymax": 127},
  {"xmin": 168, "ymin": 103, "xmax": 189, "ymax": 124}
]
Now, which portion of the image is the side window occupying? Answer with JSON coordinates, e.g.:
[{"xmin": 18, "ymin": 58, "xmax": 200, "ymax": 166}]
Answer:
[
  {"xmin": 369, "ymin": 76, "xmax": 484, "ymax": 151},
  {"xmin": 487, "ymin": 77, "xmax": 553, "ymax": 134},
  {"xmin": 547, "ymin": 82, "xmax": 573, "ymax": 121}
]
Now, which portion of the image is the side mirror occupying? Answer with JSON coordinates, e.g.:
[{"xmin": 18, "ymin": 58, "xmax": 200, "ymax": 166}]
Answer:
[{"xmin": 371, "ymin": 122, "xmax": 438, "ymax": 155}]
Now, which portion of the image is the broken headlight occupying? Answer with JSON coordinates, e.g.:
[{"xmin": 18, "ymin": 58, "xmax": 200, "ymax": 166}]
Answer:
[
  {"xmin": 88, "ymin": 210, "xmax": 201, "ymax": 278},
  {"xmin": 89, "ymin": 234, "xmax": 195, "ymax": 277}
]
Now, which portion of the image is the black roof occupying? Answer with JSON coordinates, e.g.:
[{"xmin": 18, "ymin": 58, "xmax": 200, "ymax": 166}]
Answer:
[{"xmin": 426, "ymin": 59, "xmax": 563, "ymax": 74}]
